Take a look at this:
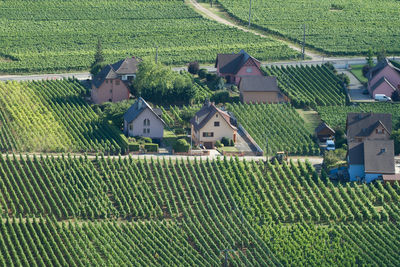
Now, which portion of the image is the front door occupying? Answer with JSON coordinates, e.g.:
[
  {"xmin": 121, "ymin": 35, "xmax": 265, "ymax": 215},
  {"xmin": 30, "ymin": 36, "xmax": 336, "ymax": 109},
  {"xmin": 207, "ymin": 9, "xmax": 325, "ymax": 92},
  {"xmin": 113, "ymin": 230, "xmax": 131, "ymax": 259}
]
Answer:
[{"xmin": 204, "ymin": 142, "xmax": 213, "ymax": 149}]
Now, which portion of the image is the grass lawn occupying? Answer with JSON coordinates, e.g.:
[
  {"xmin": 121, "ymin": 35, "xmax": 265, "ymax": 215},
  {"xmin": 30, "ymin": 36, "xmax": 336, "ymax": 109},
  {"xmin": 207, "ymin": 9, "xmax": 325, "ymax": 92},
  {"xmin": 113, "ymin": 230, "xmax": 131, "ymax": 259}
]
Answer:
[
  {"xmin": 217, "ymin": 146, "xmax": 239, "ymax": 152},
  {"xmin": 350, "ymin": 64, "xmax": 368, "ymax": 83},
  {"xmin": 296, "ymin": 109, "xmax": 321, "ymax": 135}
]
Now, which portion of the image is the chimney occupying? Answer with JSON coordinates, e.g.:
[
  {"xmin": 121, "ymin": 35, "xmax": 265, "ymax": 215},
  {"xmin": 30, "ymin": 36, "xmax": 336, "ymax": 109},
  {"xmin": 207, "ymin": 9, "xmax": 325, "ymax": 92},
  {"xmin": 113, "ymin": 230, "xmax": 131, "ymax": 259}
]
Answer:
[{"xmin": 138, "ymin": 98, "xmax": 143, "ymax": 110}]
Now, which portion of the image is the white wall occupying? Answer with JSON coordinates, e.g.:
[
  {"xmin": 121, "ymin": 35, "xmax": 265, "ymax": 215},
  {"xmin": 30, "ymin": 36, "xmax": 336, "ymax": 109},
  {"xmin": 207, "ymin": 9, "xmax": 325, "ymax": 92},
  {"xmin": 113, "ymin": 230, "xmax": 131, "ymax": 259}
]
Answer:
[{"xmin": 126, "ymin": 108, "xmax": 164, "ymax": 139}]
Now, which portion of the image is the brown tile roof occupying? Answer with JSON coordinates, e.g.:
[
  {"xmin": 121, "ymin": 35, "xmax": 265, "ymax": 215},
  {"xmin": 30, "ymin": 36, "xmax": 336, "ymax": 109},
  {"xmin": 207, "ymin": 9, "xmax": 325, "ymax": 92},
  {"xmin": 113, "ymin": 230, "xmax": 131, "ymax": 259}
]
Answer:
[
  {"xmin": 315, "ymin": 122, "xmax": 335, "ymax": 135},
  {"xmin": 364, "ymin": 139, "xmax": 395, "ymax": 174},
  {"xmin": 239, "ymin": 76, "xmax": 280, "ymax": 92},
  {"xmin": 215, "ymin": 50, "xmax": 260, "ymax": 75},
  {"xmin": 346, "ymin": 113, "xmax": 392, "ymax": 140},
  {"xmin": 190, "ymin": 101, "xmax": 237, "ymax": 132}
]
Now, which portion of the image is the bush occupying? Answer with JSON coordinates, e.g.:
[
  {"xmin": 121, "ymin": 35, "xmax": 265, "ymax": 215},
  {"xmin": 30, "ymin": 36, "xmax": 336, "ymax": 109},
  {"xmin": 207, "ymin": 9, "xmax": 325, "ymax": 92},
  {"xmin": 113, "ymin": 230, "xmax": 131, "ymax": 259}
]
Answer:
[
  {"xmin": 198, "ymin": 68, "xmax": 208, "ymax": 79},
  {"xmin": 173, "ymin": 139, "xmax": 190, "ymax": 152},
  {"xmin": 144, "ymin": 143, "xmax": 158, "ymax": 152},
  {"xmin": 174, "ymin": 128, "xmax": 186, "ymax": 135},
  {"xmin": 215, "ymin": 140, "xmax": 223, "ymax": 148},
  {"xmin": 188, "ymin": 61, "xmax": 200, "ymax": 74},
  {"xmin": 210, "ymin": 90, "xmax": 229, "ymax": 104},
  {"xmin": 362, "ymin": 65, "xmax": 372, "ymax": 77},
  {"xmin": 206, "ymin": 73, "xmax": 217, "ymax": 82},
  {"xmin": 221, "ymin": 137, "xmax": 230, "ymax": 147},
  {"xmin": 128, "ymin": 143, "xmax": 140, "ymax": 152},
  {"xmin": 142, "ymin": 137, "xmax": 152, "ymax": 143},
  {"xmin": 229, "ymin": 139, "xmax": 234, "ymax": 146}
]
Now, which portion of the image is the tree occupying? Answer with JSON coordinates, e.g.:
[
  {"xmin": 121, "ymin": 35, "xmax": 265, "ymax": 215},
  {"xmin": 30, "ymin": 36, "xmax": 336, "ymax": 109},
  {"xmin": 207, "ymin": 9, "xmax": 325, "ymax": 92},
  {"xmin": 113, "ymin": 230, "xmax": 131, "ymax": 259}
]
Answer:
[
  {"xmin": 90, "ymin": 62, "xmax": 107, "ymax": 76},
  {"xmin": 392, "ymin": 89, "xmax": 400, "ymax": 102},
  {"xmin": 188, "ymin": 61, "xmax": 200, "ymax": 75},
  {"xmin": 93, "ymin": 38, "xmax": 104, "ymax": 67},
  {"xmin": 376, "ymin": 48, "xmax": 387, "ymax": 63},
  {"xmin": 366, "ymin": 48, "xmax": 374, "ymax": 67},
  {"xmin": 391, "ymin": 129, "xmax": 400, "ymax": 155},
  {"xmin": 173, "ymin": 139, "xmax": 190, "ymax": 152},
  {"xmin": 362, "ymin": 65, "xmax": 371, "ymax": 78}
]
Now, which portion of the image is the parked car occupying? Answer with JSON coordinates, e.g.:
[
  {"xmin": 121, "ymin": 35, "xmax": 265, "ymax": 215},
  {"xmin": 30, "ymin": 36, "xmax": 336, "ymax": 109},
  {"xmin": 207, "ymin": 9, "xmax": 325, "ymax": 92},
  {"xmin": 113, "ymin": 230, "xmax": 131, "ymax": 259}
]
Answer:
[
  {"xmin": 375, "ymin": 94, "xmax": 391, "ymax": 102},
  {"xmin": 326, "ymin": 139, "xmax": 335, "ymax": 151}
]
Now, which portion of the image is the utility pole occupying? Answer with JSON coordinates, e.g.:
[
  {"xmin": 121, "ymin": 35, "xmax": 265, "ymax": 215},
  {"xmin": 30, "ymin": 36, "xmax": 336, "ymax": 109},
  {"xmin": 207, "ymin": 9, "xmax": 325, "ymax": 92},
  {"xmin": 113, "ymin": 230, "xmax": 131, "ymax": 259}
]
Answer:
[
  {"xmin": 220, "ymin": 249, "xmax": 235, "ymax": 267},
  {"xmin": 155, "ymin": 45, "xmax": 158, "ymax": 64},
  {"xmin": 302, "ymin": 24, "xmax": 306, "ymax": 60},
  {"xmin": 248, "ymin": 0, "xmax": 252, "ymax": 27}
]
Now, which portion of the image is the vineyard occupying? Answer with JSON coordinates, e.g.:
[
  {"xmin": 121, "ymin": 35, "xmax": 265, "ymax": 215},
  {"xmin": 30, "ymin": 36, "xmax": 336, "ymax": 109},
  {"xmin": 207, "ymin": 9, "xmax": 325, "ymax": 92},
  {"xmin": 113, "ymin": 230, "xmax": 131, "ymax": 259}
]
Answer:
[
  {"xmin": 217, "ymin": 0, "xmax": 400, "ymax": 55},
  {"xmin": 263, "ymin": 64, "xmax": 346, "ymax": 107},
  {"xmin": 0, "ymin": 155, "xmax": 400, "ymax": 265},
  {"xmin": 0, "ymin": 0, "xmax": 298, "ymax": 73},
  {"xmin": 317, "ymin": 103, "xmax": 400, "ymax": 130},
  {"xmin": 0, "ymin": 79, "xmax": 125, "ymax": 153},
  {"xmin": 227, "ymin": 103, "xmax": 319, "ymax": 155}
]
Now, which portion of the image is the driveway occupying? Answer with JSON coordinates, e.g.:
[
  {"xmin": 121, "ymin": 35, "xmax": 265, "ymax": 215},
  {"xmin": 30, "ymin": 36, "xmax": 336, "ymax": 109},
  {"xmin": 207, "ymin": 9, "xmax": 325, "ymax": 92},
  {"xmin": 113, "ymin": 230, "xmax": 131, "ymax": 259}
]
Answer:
[{"xmin": 339, "ymin": 70, "xmax": 373, "ymax": 102}]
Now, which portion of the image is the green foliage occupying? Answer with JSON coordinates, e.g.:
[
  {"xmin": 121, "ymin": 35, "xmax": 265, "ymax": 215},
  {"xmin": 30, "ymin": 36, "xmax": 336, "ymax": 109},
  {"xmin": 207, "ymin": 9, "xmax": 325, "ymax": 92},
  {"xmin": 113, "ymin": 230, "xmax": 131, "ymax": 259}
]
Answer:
[
  {"xmin": 366, "ymin": 48, "xmax": 374, "ymax": 67},
  {"xmin": 323, "ymin": 148, "xmax": 347, "ymax": 170},
  {"xmin": 128, "ymin": 142, "xmax": 140, "ymax": 152},
  {"xmin": 144, "ymin": 143, "xmax": 158, "ymax": 152},
  {"xmin": 173, "ymin": 138, "xmax": 190, "ymax": 152},
  {"xmin": 227, "ymin": 103, "xmax": 319, "ymax": 155},
  {"xmin": 100, "ymin": 99, "xmax": 136, "ymax": 128},
  {"xmin": 210, "ymin": 90, "xmax": 230, "ymax": 104},
  {"xmin": 214, "ymin": 140, "xmax": 223, "ymax": 148},
  {"xmin": 218, "ymin": 0, "xmax": 400, "ymax": 55},
  {"xmin": 90, "ymin": 62, "xmax": 107, "ymax": 76},
  {"xmin": 263, "ymin": 64, "xmax": 346, "ymax": 108},
  {"xmin": 198, "ymin": 68, "xmax": 208, "ymax": 79},
  {"xmin": 134, "ymin": 61, "xmax": 196, "ymax": 105},
  {"xmin": 0, "ymin": 0, "xmax": 298, "ymax": 73},
  {"xmin": 187, "ymin": 61, "xmax": 199, "ymax": 74},
  {"xmin": 92, "ymin": 38, "xmax": 104, "ymax": 67},
  {"xmin": 0, "ymin": 79, "xmax": 125, "ymax": 154},
  {"xmin": 221, "ymin": 137, "xmax": 230, "ymax": 147}
]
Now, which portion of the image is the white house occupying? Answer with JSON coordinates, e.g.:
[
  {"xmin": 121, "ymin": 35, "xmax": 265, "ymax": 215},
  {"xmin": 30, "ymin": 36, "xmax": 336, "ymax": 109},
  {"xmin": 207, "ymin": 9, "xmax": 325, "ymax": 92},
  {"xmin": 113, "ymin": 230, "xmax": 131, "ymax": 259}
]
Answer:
[{"xmin": 123, "ymin": 97, "xmax": 165, "ymax": 139}]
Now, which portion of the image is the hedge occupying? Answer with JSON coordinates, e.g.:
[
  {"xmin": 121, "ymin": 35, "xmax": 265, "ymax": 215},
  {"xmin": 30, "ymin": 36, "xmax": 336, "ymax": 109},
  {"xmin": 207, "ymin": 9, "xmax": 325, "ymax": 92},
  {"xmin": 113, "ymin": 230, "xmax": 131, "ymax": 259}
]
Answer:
[
  {"xmin": 128, "ymin": 143, "xmax": 140, "ymax": 152},
  {"xmin": 144, "ymin": 143, "xmax": 159, "ymax": 152}
]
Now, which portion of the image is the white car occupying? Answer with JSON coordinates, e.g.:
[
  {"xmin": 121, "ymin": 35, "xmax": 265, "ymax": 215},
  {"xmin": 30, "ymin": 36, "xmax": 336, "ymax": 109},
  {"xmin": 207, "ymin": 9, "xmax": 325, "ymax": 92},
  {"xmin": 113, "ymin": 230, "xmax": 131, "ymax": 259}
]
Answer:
[
  {"xmin": 374, "ymin": 94, "xmax": 391, "ymax": 102},
  {"xmin": 326, "ymin": 140, "xmax": 335, "ymax": 151}
]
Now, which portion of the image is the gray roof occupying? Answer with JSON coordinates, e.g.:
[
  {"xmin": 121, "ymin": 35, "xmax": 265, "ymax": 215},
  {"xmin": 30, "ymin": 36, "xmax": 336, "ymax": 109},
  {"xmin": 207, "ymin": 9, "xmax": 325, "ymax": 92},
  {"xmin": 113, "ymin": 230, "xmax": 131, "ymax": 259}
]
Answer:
[
  {"xmin": 215, "ymin": 50, "xmax": 259, "ymax": 75},
  {"xmin": 315, "ymin": 122, "xmax": 335, "ymax": 135},
  {"xmin": 348, "ymin": 142, "xmax": 364, "ymax": 165},
  {"xmin": 190, "ymin": 101, "xmax": 236, "ymax": 131},
  {"xmin": 239, "ymin": 76, "xmax": 280, "ymax": 92},
  {"xmin": 364, "ymin": 140, "xmax": 395, "ymax": 174},
  {"xmin": 123, "ymin": 97, "xmax": 165, "ymax": 125},
  {"xmin": 92, "ymin": 56, "xmax": 141, "ymax": 88},
  {"xmin": 367, "ymin": 58, "xmax": 400, "ymax": 80},
  {"xmin": 370, "ymin": 76, "xmax": 396, "ymax": 92},
  {"xmin": 346, "ymin": 113, "xmax": 392, "ymax": 140}
]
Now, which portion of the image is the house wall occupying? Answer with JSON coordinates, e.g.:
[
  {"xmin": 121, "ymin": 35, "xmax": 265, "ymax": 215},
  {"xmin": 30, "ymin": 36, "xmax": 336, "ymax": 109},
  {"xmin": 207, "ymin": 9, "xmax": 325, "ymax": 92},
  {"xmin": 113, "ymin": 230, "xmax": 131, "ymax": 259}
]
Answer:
[
  {"xmin": 235, "ymin": 60, "xmax": 263, "ymax": 85},
  {"xmin": 369, "ymin": 66, "xmax": 400, "ymax": 92},
  {"xmin": 348, "ymin": 164, "xmax": 365, "ymax": 181},
  {"xmin": 365, "ymin": 173, "xmax": 382, "ymax": 183},
  {"xmin": 240, "ymin": 91, "xmax": 282, "ymax": 104},
  {"xmin": 126, "ymin": 108, "xmax": 164, "ymax": 139},
  {"xmin": 194, "ymin": 113, "xmax": 236, "ymax": 147},
  {"xmin": 367, "ymin": 124, "xmax": 391, "ymax": 140},
  {"xmin": 91, "ymin": 79, "xmax": 130, "ymax": 104},
  {"xmin": 369, "ymin": 81, "xmax": 395, "ymax": 98}
]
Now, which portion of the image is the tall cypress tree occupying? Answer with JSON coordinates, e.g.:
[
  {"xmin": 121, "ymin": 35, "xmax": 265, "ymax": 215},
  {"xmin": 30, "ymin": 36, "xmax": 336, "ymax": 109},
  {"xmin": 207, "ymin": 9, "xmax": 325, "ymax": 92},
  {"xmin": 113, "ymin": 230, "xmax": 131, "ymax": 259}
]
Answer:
[{"xmin": 93, "ymin": 38, "xmax": 104, "ymax": 67}]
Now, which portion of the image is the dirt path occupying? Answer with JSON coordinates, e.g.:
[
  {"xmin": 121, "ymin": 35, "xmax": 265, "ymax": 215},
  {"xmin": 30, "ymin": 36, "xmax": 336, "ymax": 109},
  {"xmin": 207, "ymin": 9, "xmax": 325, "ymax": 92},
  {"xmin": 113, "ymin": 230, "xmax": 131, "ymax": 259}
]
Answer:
[{"xmin": 187, "ymin": 0, "xmax": 321, "ymax": 60}]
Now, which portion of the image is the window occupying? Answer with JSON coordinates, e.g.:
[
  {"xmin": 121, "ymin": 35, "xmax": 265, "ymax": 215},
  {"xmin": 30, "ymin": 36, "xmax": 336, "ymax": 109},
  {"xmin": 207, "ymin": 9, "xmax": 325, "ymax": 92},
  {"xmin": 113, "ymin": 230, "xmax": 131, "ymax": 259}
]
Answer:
[
  {"xmin": 246, "ymin": 67, "xmax": 253, "ymax": 73},
  {"xmin": 110, "ymin": 80, "xmax": 113, "ymax": 84},
  {"xmin": 376, "ymin": 128, "xmax": 384, "ymax": 134},
  {"xmin": 143, "ymin": 128, "xmax": 150, "ymax": 134},
  {"xmin": 108, "ymin": 99, "xmax": 112, "ymax": 102},
  {"xmin": 110, "ymin": 89, "xmax": 113, "ymax": 93},
  {"xmin": 116, "ymin": 80, "xmax": 120, "ymax": 85},
  {"xmin": 214, "ymin": 121, "xmax": 220, "ymax": 127},
  {"xmin": 143, "ymin": 119, "xmax": 150, "ymax": 126},
  {"xmin": 380, "ymin": 148, "xmax": 386, "ymax": 153},
  {"xmin": 216, "ymin": 114, "xmax": 218, "ymax": 118},
  {"xmin": 129, "ymin": 124, "xmax": 133, "ymax": 131},
  {"xmin": 203, "ymin": 132, "xmax": 214, "ymax": 137}
]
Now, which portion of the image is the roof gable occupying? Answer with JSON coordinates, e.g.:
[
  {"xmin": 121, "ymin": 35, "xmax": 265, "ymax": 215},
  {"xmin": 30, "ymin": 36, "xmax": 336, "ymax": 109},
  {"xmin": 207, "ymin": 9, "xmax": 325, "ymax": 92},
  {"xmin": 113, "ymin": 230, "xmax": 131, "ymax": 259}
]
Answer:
[
  {"xmin": 123, "ymin": 97, "xmax": 165, "ymax": 125},
  {"xmin": 370, "ymin": 76, "xmax": 397, "ymax": 92},
  {"xmin": 346, "ymin": 113, "xmax": 392, "ymax": 139},
  {"xmin": 315, "ymin": 122, "xmax": 335, "ymax": 135},
  {"xmin": 364, "ymin": 140, "xmax": 395, "ymax": 174},
  {"xmin": 191, "ymin": 101, "xmax": 236, "ymax": 131},
  {"xmin": 216, "ymin": 50, "xmax": 260, "ymax": 75},
  {"xmin": 368, "ymin": 58, "xmax": 400, "ymax": 80}
]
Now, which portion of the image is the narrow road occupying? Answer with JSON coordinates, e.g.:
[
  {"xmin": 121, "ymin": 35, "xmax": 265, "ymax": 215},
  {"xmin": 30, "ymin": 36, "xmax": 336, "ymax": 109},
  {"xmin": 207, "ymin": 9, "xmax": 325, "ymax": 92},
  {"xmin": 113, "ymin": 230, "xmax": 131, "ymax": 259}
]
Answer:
[
  {"xmin": 187, "ymin": 0, "xmax": 320, "ymax": 60},
  {"xmin": 339, "ymin": 70, "xmax": 372, "ymax": 102}
]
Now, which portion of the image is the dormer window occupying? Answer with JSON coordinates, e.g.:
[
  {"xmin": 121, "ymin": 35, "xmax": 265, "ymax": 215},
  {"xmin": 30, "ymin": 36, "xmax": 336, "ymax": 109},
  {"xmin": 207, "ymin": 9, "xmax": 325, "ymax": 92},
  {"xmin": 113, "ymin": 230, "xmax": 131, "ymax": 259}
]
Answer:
[{"xmin": 376, "ymin": 128, "xmax": 384, "ymax": 134}]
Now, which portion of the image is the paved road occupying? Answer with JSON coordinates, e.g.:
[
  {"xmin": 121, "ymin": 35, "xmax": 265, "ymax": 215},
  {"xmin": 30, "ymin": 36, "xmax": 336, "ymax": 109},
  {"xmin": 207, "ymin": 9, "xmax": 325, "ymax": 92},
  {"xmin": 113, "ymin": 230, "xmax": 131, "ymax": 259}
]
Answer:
[{"xmin": 339, "ymin": 70, "xmax": 372, "ymax": 102}]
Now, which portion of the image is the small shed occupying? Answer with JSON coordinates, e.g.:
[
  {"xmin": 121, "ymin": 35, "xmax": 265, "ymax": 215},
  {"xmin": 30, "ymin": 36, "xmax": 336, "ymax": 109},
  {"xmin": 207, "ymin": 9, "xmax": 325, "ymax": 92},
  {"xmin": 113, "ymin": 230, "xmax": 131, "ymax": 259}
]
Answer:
[{"xmin": 315, "ymin": 122, "xmax": 335, "ymax": 142}]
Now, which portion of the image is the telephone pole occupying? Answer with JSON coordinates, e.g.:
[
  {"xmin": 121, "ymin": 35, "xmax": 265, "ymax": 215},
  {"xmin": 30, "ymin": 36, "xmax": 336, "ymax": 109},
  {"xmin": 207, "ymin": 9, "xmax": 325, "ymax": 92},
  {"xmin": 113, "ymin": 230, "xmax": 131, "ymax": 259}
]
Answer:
[
  {"xmin": 302, "ymin": 24, "xmax": 305, "ymax": 60},
  {"xmin": 248, "ymin": 0, "xmax": 252, "ymax": 27}
]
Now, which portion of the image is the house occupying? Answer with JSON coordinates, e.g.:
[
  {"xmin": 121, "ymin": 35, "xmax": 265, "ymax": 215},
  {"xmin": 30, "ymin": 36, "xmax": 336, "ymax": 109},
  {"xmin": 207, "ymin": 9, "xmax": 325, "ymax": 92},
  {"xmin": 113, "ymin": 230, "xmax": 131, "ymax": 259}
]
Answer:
[
  {"xmin": 123, "ymin": 97, "xmax": 165, "ymax": 139},
  {"xmin": 315, "ymin": 122, "xmax": 335, "ymax": 142},
  {"xmin": 190, "ymin": 101, "xmax": 237, "ymax": 149},
  {"xmin": 215, "ymin": 50, "xmax": 263, "ymax": 85},
  {"xmin": 91, "ymin": 56, "xmax": 141, "ymax": 104},
  {"xmin": 238, "ymin": 76, "xmax": 287, "ymax": 104},
  {"xmin": 346, "ymin": 112, "xmax": 395, "ymax": 182},
  {"xmin": 367, "ymin": 58, "xmax": 400, "ymax": 98}
]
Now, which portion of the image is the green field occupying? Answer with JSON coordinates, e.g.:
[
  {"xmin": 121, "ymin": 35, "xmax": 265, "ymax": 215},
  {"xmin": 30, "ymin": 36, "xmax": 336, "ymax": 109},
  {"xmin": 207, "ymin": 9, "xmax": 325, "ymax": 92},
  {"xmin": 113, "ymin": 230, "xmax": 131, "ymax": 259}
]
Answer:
[
  {"xmin": 350, "ymin": 64, "xmax": 368, "ymax": 83},
  {"xmin": 218, "ymin": 0, "xmax": 400, "ymax": 55},
  {"xmin": 317, "ymin": 103, "xmax": 400, "ymax": 130},
  {"xmin": 263, "ymin": 64, "xmax": 346, "ymax": 107},
  {"xmin": 227, "ymin": 103, "xmax": 320, "ymax": 155},
  {"xmin": 0, "ymin": 79, "xmax": 125, "ymax": 153},
  {"xmin": 1, "ymin": 155, "xmax": 400, "ymax": 265},
  {"xmin": 0, "ymin": 0, "xmax": 299, "ymax": 73}
]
